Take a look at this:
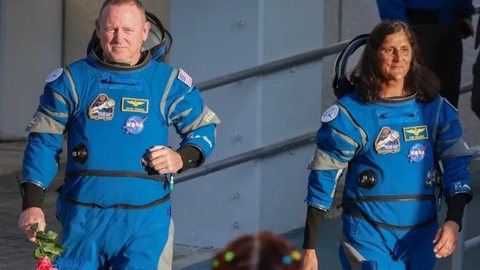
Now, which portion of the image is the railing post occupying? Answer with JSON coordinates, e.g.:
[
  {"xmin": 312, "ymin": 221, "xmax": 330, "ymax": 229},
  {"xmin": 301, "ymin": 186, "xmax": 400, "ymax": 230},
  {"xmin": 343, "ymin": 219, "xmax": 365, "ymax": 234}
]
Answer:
[{"xmin": 451, "ymin": 206, "xmax": 468, "ymax": 270}]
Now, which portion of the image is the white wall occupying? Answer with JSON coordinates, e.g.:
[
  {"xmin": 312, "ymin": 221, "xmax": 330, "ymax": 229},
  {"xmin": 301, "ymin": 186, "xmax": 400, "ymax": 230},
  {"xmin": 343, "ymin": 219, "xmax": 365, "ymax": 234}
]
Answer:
[
  {"xmin": 170, "ymin": 0, "xmax": 324, "ymax": 247},
  {"xmin": 0, "ymin": 0, "xmax": 62, "ymax": 140}
]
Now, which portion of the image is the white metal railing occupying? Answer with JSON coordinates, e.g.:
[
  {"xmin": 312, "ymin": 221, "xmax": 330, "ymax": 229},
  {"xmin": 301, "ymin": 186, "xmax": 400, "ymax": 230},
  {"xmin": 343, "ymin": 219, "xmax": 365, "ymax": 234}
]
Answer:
[{"xmin": 451, "ymin": 150, "xmax": 480, "ymax": 269}]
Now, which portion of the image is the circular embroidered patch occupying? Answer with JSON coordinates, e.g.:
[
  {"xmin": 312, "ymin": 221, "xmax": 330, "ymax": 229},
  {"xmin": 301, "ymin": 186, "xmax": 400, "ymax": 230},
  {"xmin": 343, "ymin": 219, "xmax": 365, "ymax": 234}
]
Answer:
[
  {"xmin": 45, "ymin": 67, "xmax": 63, "ymax": 83},
  {"xmin": 321, "ymin": 104, "xmax": 339, "ymax": 122},
  {"xmin": 408, "ymin": 143, "xmax": 426, "ymax": 162},
  {"xmin": 123, "ymin": 116, "xmax": 148, "ymax": 135}
]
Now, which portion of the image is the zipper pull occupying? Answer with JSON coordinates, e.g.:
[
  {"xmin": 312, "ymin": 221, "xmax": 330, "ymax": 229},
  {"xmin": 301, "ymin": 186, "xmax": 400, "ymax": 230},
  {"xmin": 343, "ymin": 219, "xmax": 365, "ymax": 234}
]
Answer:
[{"xmin": 169, "ymin": 174, "xmax": 175, "ymax": 191}]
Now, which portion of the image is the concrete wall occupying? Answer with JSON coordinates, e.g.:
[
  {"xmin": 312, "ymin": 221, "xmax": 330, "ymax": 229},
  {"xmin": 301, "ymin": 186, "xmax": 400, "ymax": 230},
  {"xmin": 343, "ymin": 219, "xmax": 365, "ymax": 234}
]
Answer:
[
  {"xmin": 321, "ymin": 0, "xmax": 379, "ymax": 110},
  {"xmin": 169, "ymin": 0, "xmax": 324, "ymax": 247},
  {"xmin": 0, "ymin": 0, "xmax": 63, "ymax": 140},
  {"xmin": 322, "ymin": 0, "xmax": 480, "ymax": 110},
  {"xmin": 0, "ymin": 0, "xmax": 168, "ymax": 141},
  {"xmin": 63, "ymin": 0, "xmax": 169, "ymax": 65}
]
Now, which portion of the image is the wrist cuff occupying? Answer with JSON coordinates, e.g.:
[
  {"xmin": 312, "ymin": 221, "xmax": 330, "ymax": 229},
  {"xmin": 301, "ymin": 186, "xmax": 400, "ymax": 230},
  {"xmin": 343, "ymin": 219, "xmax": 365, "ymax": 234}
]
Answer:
[
  {"xmin": 21, "ymin": 182, "xmax": 45, "ymax": 211},
  {"xmin": 177, "ymin": 144, "xmax": 203, "ymax": 173},
  {"xmin": 303, "ymin": 205, "xmax": 326, "ymax": 249}
]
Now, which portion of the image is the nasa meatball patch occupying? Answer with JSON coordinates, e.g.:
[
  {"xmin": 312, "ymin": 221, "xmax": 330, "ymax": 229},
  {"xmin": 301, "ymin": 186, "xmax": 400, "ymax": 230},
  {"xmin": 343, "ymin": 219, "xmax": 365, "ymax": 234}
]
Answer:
[
  {"xmin": 407, "ymin": 143, "xmax": 426, "ymax": 162},
  {"xmin": 123, "ymin": 116, "xmax": 148, "ymax": 135}
]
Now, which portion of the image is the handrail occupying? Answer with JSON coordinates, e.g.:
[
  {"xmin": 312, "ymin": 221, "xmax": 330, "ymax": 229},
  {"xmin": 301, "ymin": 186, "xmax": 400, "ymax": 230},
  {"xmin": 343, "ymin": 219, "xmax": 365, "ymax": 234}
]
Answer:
[
  {"xmin": 451, "ymin": 205, "xmax": 480, "ymax": 270},
  {"xmin": 196, "ymin": 41, "xmax": 349, "ymax": 91},
  {"xmin": 176, "ymin": 131, "xmax": 316, "ymax": 183},
  {"xmin": 179, "ymin": 82, "xmax": 474, "ymax": 184},
  {"xmin": 195, "ymin": 2, "xmax": 479, "ymax": 93},
  {"xmin": 197, "ymin": 6, "xmax": 480, "ymax": 92}
]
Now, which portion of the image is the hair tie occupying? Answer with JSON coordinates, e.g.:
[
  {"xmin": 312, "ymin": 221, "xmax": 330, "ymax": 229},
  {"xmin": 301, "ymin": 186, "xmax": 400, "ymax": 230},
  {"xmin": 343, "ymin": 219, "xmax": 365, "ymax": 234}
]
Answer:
[
  {"xmin": 224, "ymin": 251, "xmax": 235, "ymax": 262},
  {"xmin": 282, "ymin": 255, "xmax": 293, "ymax": 265},
  {"xmin": 282, "ymin": 250, "xmax": 302, "ymax": 265},
  {"xmin": 291, "ymin": 250, "xmax": 302, "ymax": 261},
  {"xmin": 212, "ymin": 259, "xmax": 220, "ymax": 268}
]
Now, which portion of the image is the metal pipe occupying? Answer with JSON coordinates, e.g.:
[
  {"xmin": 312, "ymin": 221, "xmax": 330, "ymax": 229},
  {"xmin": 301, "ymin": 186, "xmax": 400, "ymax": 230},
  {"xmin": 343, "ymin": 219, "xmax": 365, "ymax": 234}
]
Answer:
[
  {"xmin": 175, "ymin": 131, "xmax": 316, "ymax": 183},
  {"xmin": 465, "ymin": 235, "xmax": 480, "ymax": 251},
  {"xmin": 460, "ymin": 83, "xmax": 472, "ymax": 94},
  {"xmin": 452, "ymin": 207, "xmax": 467, "ymax": 269},
  {"xmin": 179, "ymin": 82, "xmax": 475, "ymax": 185},
  {"xmin": 196, "ymin": 41, "xmax": 349, "ymax": 91}
]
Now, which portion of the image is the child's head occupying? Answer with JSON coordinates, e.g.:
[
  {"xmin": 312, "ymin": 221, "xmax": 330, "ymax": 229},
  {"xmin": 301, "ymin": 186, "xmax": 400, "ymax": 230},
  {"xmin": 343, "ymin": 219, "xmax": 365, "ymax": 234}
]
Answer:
[{"xmin": 211, "ymin": 231, "xmax": 303, "ymax": 270}]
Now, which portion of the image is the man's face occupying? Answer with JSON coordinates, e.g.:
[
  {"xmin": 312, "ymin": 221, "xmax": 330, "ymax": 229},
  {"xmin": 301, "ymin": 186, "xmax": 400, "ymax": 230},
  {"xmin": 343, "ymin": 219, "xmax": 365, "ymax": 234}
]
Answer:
[
  {"xmin": 95, "ymin": 3, "xmax": 150, "ymax": 65},
  {"xmin": 377, "ymin": 30, "xmax": 412, "ymax": 82}
]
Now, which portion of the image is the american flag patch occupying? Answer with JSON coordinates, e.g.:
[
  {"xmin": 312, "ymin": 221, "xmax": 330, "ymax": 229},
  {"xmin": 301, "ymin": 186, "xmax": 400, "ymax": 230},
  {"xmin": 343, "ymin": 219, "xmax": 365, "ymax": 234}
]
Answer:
[{"xmin": 177, "ymin": 68, "xmax": 193, "ymax": 88}]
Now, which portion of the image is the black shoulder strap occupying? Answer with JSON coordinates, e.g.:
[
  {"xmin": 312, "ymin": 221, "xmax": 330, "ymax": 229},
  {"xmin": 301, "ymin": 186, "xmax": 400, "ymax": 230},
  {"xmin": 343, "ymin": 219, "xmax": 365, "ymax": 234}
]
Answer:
[{"xmin": 332, "ymin": 34, "xmax": 369, "ymax": 98}]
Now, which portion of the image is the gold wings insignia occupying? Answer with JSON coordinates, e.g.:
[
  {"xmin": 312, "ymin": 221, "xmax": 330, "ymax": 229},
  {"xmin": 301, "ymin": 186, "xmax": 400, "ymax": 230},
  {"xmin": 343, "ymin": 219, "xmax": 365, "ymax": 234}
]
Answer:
[
  {"xmin": 406, "ymin": 127, "xmax": 425, "ymax": 136},
  {"xmin": 126, "ymin": 100, "xmax": 145, "ymax": 107}
]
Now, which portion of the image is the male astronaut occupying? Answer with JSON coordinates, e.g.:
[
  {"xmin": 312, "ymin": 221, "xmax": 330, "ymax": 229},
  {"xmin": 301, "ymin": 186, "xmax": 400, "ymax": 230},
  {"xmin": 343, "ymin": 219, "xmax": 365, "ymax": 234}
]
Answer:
[{"xmin": 17, "ymin": 0, "xmax": 220, "ymax": 269}]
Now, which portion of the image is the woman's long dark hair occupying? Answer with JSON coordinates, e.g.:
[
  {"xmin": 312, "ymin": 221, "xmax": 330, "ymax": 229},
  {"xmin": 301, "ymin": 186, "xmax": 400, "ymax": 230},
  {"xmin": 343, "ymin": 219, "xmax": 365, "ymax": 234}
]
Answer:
[{"xmin": 350, "ymin": 20, "xmax": 439, "ymax": 102}]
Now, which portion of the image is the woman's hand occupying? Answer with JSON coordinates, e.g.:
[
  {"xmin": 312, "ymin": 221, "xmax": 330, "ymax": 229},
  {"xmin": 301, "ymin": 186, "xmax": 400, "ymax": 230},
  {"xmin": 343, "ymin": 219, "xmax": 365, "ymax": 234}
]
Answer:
[
  {"xmin": 303, "ymin": 249, "xmax": 319, "ymax": 270},
  {"xmin": 433, "ymin": 221, "xmax": 460, "ymax": 258}
]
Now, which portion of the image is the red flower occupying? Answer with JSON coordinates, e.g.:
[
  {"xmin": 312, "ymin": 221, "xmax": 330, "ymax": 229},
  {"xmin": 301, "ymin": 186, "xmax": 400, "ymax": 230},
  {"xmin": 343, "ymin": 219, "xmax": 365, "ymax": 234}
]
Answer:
[{"xmin": 37, "ymin": 257, "xmax": 52, "ymax": 270}]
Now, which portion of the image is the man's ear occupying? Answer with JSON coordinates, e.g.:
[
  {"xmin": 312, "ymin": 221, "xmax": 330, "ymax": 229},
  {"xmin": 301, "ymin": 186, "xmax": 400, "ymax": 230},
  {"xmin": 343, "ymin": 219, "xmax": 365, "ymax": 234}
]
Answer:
[
  {"xmin": 95, "ymin": 19, "xmax": 101, "ymax": 38},
  {"xmin": 143, "ymin": 21, "xmax": 151, "ymax": 42}
]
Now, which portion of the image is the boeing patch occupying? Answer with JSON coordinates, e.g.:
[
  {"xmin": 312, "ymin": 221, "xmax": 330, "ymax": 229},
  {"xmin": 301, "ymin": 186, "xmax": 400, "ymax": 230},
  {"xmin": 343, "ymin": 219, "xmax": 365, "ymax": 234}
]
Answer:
[
  {"xmin": 454, "ymin": 182, "xmax": 471, "ymax": 193},
  {"xmin": 88, "ymin": 93, "xmax": 115, "ymax": 121},
  {"xmin": 45, "ymin": 68, "xmax": 63, "ymax": 83},
  {"xmin": 375, "ymin": 127, "xmax": 400, "ymax": 154},
  {"xmin": 403, "ymin": 125, "xmax": 428, "ymax": 141},
  {"xmin": 177, "ymin": 68, "xmax": 193, "ymax": 88},
  {"xmin": 121, "ymin": 98, "xmax": 149, "ymax": 114},
  {"xmin": 321, "ymin": 104, "xmax": 339, "ymax": 122},
  {"xmin": 123, "ymin": 116, "xmax": 148, "ymax": 135}
]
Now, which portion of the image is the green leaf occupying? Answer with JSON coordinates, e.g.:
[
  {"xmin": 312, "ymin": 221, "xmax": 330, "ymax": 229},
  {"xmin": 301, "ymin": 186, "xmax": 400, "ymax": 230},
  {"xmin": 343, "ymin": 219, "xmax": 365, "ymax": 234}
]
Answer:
[
  {"xmin": 30, "ymin": 222, "xmax": 39, "ymax": 232},
  {"xmin": 44, "ymin": 230, "xmax": 58, "ymax": 240},
  {"xmin": 36, "ymin": 230, "xmax": 58, "ymax": 242},
  {"xmin": 33, "ymin": 247, "xmax": 44, "ymax": 260},
  {"xmin": 42, "ymin": 243, "xmax": 57, "ymax": 253},
  {"xmin": 31, "ymin": 225, "xmax": 68, "ymax": 263},
  {"xmin": 42, "ymin": 243, "xmax": 67, "ymax": 255}
]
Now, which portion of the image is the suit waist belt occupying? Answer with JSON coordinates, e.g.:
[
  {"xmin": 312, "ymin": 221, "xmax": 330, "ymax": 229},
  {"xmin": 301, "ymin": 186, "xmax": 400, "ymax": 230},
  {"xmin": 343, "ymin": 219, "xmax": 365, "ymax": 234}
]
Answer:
[
  {"xmin": 343, "ymin": 208, "xmax": 436, "ymax": 230},
  {"xmin": 66, "ymin": 169, "xmax": 168, "ymax": 182},
  {"xmin": 58, "ymin": 191, "xmax": 170, "ymax": 209}
]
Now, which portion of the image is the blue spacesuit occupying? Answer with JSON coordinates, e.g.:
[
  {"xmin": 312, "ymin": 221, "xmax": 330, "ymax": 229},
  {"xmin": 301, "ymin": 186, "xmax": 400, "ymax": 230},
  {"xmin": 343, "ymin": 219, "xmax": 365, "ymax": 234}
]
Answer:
[
  {"xmin": 21, "ymin": 44, "xmax": 220, "ymax": 268},
  {"xmin": 306, "ymin": 92, "xmax": 472, "ymax": 269}
]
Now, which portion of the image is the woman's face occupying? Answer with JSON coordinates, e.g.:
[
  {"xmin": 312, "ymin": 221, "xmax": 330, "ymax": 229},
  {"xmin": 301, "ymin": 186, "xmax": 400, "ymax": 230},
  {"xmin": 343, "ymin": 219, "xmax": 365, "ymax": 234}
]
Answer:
[{"xmin": 377, "ymin": 30, "xmax": 412, "ymax": 82}]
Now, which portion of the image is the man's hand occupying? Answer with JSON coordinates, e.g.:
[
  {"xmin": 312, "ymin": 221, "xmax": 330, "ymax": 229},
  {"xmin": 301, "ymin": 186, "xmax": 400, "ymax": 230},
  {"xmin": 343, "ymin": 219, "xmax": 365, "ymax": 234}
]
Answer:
[
  {"xmin": 18, "ymin": 207, "xmax": 46, "ymax": 243},
  {"xmin": 303, "ymin": 249, "xmax": 318, "ymax": 270},
  {"xmin": 148, "ymin": 146, "xmax": 183, "ymax": 174},
  {"xmin": 433, "ymin": 220, "xmax": 460, "ymax": 258}
]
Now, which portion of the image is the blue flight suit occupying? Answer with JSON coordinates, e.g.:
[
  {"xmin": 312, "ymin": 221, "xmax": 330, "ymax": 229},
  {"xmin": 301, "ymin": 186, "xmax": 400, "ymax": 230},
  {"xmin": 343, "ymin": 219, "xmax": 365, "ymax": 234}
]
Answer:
[
  {"xmin": 306, "ymin": 93, "xmax": 472, "ymax": 269},
  {"xmin": 21, "ymin": 49, "xmax": 220, "ymax": 269}
]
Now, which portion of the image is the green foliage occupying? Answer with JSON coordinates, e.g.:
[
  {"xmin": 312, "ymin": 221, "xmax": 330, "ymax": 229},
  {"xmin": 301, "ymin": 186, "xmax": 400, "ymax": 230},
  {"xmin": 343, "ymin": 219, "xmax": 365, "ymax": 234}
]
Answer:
[{"xmin": 30, "ymin": 223, "xmax": 68, "ymax": 262}]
